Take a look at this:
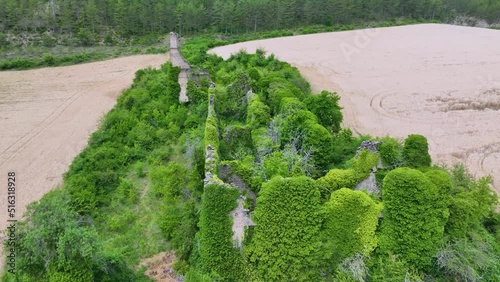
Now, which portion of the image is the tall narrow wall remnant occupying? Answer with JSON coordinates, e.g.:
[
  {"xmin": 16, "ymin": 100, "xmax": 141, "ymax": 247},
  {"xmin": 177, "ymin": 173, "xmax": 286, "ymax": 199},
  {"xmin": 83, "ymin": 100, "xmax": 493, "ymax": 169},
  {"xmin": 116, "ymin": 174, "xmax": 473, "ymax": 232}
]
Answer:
[
  {"xmin": 169, "ymin": 32, "xmax": 178, "ymax": 49},
  {"xmin": 202, "ymin": 89, "xmax": 256, "ymax": 250},
  {"xmin": 204, "ymin": 90, "xmax": 221, "ymax": 186},
  {"xmin": 169, "ymin": 32, "xmax": 190, "ymax": 102},
  {"xmin": 355, "ymin": 140, "xmax": 381, "ymax": 196}
]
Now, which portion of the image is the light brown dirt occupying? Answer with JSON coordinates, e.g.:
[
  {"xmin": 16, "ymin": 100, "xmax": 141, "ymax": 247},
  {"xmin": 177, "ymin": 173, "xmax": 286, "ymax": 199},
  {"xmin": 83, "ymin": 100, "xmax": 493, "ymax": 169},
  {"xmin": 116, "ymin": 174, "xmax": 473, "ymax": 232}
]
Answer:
[
  {"xmin": 210, "ymin": 24, "xmax": 500, "ymax": 194},
  {"xmin": 139, "ymin": 251, "xmax": 179, "ymax": 282},
  {"xmin": 0, "ymin": 54, "xmax": 167, "ymax": 264}
]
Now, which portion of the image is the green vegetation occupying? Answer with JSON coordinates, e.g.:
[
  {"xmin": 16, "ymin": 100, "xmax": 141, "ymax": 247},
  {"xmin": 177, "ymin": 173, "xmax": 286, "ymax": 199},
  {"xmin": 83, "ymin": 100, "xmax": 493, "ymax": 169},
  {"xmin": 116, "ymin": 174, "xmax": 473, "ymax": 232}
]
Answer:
[
  {"xmin": 380, "ymin": 167, "xmax": 448, "ymax": 269},
  {"xmin": 0, "ymin": 0, "xmax": 497, "ymax": 42},
  {"xmin": 304, "ymin": 90, "xmax": 343, "ymax": 134},
  {"xmin": 3, "ymin": 61, "xmax": 207, "ymax": 281},
  {"xmin": 247, "ymin": 176, "xmax": 323, "ymax": 281},
  {"xmin": 402, "ymin": 134, "xmax": 432, "ymax": 168},
  {"xmin": 322, "ymin": 188, "xmax": 382, "ymax": 272},
  {"xmin": 316, "ymin": 169, "xmax": 357, "ymax": 200},
  {"xmin": 3, "ymin": 20, "xmax": 499, "ymax": 282},
  {"xmin": 198, "ymin": 184, "xmax": 243, "ymax": 281},
  {"xmin": 377, "ymin": 136, "xmax": 404, "ymax": 168}
]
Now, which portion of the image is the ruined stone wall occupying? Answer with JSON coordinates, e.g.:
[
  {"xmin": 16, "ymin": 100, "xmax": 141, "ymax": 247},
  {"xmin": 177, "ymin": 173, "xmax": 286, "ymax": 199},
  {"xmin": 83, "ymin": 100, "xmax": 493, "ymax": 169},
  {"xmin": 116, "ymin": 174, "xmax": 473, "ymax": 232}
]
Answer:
[
  {"xmin": 202, "ymin": 88, "xmax": 255, "ymax": 249},
  {"xmin": 169, "ymin": 32, "xmax": 190, "ymax": 102},
  {"xmin": 204, "ymin": 90, "xmax": 222, "ymax": 186},
  {"xmin": 169, "ymin": 32, "xmax": 178, "ymax": 49},
  {"xmin": 355, "ymin": 140, "xmax": 382, "ymax": 196}
]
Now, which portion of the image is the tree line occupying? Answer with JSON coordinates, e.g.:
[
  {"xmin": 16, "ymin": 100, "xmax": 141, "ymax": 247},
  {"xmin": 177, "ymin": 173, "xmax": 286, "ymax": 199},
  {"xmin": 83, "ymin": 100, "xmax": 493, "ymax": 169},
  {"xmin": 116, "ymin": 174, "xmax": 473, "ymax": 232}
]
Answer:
[{"xmin": 0, "ymin": 0, "xmax": 499, "ymax": 39}]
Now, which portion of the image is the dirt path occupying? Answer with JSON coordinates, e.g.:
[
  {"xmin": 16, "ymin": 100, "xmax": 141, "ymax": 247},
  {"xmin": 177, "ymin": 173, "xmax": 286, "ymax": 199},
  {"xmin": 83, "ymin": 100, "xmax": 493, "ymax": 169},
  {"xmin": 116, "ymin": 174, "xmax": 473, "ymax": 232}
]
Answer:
[
  {"xmin": 210, "ymin": 24, "xmax": 500, "ymax": 194},
  {"xmin": 0, "ymin": 54, "xmax": 167, "ymax": 263}
]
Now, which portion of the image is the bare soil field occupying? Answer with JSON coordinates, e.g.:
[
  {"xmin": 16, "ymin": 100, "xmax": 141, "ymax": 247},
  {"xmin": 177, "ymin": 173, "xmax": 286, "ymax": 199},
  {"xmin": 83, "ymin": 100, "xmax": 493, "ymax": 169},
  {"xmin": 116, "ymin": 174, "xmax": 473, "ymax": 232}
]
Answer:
[
  {"xmin": 0, "ymin": 54, "xmax": 167, "ymax": 234},
  {"xmin": 210, "ymin": 24, "xmax": 500, "ymax": 193}
]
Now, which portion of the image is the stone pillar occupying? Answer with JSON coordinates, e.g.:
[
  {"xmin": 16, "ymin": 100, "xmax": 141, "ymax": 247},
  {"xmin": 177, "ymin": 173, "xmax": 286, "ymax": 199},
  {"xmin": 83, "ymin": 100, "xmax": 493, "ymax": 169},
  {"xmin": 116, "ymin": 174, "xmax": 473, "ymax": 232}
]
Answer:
[{"xmin": 169, "ymin": 32, "xmax": 178, "ymax": 49}]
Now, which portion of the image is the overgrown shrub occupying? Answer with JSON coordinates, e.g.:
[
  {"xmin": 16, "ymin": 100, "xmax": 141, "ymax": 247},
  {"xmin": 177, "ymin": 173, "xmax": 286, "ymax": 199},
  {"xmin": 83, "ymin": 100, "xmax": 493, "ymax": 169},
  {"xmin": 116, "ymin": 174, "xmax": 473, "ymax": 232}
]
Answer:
[
  {"xmin": 446, "ymin": 166, "xmax": 497, "ymax": 239},
  {"xmin": 42, "ymin": 34, "xmax": 57, "ymax": 47},
  {"xmin": 322, "ymin": 188, "xmax": 382, "ymax": 272},
  {"xmin": 247, "ymin": 176, "xmax": 322, "ymax": 281},
  {"xmin": 402, "ymin": 134, "xmax": 432, "ymax": 168},
  {"xmin": 377, "ymin": 136, "xmax": 403, "ymax": 168},
  {"xmin": 149, "ymin": 162, "xmax": 187, "ymax": 199},
  {"xmin": 0, "ymin": 32, "xmax": 9, "ymax": 47},
  {"xmin": 436, "ymin": 237, "xmax": 499, "ymax": 282},
  {"xmin": 251, "ymin": 127, "xmax": 273, "ymax": 158},
  {"xmin": 219, "ymin": 123, "xmax": 253, "ymax": 160},
  {"xmin": 77, "ymin": 28, "xmax": 94, "ymax": 46},
  {"xmin": 186, "ymin": 81, "xmax": 207, "ymax": 104},
  {"xmin": 221, "ymin": 156, "xmax": 264, "ymax": 193},
  {"xmin": 304, "ymin": 91, "xmax": 343, "ymax": 134},
  {"xmin": 204, "ymin": 116, "xmax": 219, "ymax": 150},
  {"xmin": 330, "ymin": 129, "xmax": 368, "ymax": 165},
  {"xmin": 247, "ymin": 95, "xmax": 271, "ymax": 130},
  {"xmin": 316, "ymin": 169, "xmax": 357, "ymax": 200},
  {"xmin": 380, "ymin": 168, "xmax": 447, "ymax": 269},
  {"xmin": 13, "ymin": 191, "xmax": 102, "ymax": 281},
  {"xmin": 198, "ymin": 184, "xmax": 244, "ymax": 281},
  {"xmin": 349, "ymin": 149, "xmax": 380, "ymax": 182}
]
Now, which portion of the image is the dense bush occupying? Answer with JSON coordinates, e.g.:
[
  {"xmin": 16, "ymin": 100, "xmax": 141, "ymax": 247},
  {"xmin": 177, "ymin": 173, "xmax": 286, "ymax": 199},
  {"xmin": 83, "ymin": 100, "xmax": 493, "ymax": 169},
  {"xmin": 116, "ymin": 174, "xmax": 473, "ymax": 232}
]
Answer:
[
  {"xmin": 204, "ymin": 116, "xmax": 219, "ymax": 151},
  {"xmin": 186, "ymin": 81, "xmax": 207, "ymax": 105},
  {"xmin": 263, "ymin": 150, "xmax": 301, "ymax": 179},
  {"xmin": 377, "ymin": 136, "xmax": 403, "ymax": 168},
  {"xmin": 251, "ymin": 127, "xmax": 274, "ymax": 158},
  {"xmin": 380, "ymin": 168, "xmax": 448, "ymax": 269},
  {"xmin": 149, "ymin": 162, "xmax": 187, "ymax": 199},
  {"xmin": 349, "ymin": 149, "xmax": 380, "ymax": 182},
  {"xmin": 445, "ymin": 165, "xmax": 498, "ymax": 239},
  {"xmin": 330, "ymin": 129, "xmax": 369, "ymax": 166},
  {"xmin": 280, "ymin": 110, "xmax": 317, "ymax": 143},
  {"xmin": 221, "ymin": 157, "xmax": 264, "ymax": 193},
  {"xmin": 77, "ymin": 28, "xmax": 94, "ymax": 46},
  {"xmin": 402, "ymin": 134, "xmax": 432, "ymax": 168},
  {"xmin": 198, "ymin": 184, "xmax": 244, "ymax": 281},
  {"xmin": 0, "ymin": 32, "xmax": 8, "ymax": 47},
  {"xmin": 367, "ymin": 254, "xmax": 422, "ymax": 281},
  {"xmin": 304, "ymin": 91, "xmax": 343, "ymax": 134},
  {"xmin": 322, "ymin": 188, "xmax": 382, "ymax": 273},
  {"xmin": 166, "ymin": 66, "xmax": 182, "ymax": 106},
  {"xmin": 266, "ymin": 79, "xmax": 305, "ymax": 115},
  {"xmin": 424, "ymin": 169, "xmax": 453, "ymax": 230},
  {"xmin": 303, "ymin": 122, "xmax": 334, "ymax": 173},
  {"xmin": 247, "ymin": 176, "xmax": 322, "ymax": 281},
  {"xmin": 436, "ymin": 236, "xmax": 500, "ymax": 281},
  {"xmin": 219, "ymin": 124, "xmax": 253, "ymax": 160},
  {"xmin": 215, "ymin": 71, "xmax": 251, "ymax": 121},
  {"xmin": 246, "ymin": 95, "xmax": 271, "ymax": 130},
  {"xmin": 316, "ymin": 169, "xmax": 357, "ymax": 200},
  {"xmin": 11, "ymin": 190, "xmax": 108, "ymax": 281}
]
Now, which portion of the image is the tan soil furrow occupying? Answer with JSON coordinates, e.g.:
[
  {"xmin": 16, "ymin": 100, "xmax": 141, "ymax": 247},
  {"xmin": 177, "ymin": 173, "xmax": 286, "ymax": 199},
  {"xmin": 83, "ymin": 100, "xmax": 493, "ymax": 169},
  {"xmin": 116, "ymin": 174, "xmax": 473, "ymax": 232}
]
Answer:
[{"xmin": 0, "ymin": 80, "xmax": 109, "ymax": 166}]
